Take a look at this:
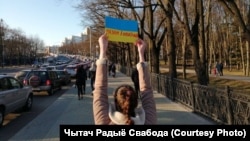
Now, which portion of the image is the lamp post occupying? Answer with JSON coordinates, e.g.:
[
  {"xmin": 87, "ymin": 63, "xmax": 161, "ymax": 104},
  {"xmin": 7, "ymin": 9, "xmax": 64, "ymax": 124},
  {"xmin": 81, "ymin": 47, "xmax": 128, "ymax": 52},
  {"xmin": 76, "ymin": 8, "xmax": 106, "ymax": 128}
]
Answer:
[
  {"xmin": 88, "ymin": 27, "xmax": 92, "ymax": 60},
  {"xmin": 0, "ymin": 19, "xmax": 4, "ymax": 68}
]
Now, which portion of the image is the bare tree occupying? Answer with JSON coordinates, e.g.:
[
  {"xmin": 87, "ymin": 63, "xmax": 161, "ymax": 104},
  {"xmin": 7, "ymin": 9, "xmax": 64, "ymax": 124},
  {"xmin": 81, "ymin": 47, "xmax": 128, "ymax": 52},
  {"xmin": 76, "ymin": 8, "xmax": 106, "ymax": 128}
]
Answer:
[
  {"xmin": 158, "ymin": 0, "xmax": 177, "ymax": 78},
  {"xmin": 217, "ymin": 0, "xmax": 250, "ymax": 76},
  {"xmin": 173, "ymin": 0, "xmax": 209, "ymax": 85}
]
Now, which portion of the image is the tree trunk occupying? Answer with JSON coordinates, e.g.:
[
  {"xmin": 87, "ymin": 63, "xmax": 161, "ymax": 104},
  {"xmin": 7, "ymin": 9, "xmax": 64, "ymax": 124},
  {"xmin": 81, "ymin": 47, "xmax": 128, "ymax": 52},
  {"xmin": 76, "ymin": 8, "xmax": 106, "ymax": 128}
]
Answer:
[
  {"xmin": 197, "ymin": 0, "xmax": 208, "ymax": 85},
  {"xmin": 246, "ymin": 41, "xmax": 249, "ymax": 76},
  {"xmin": 166, "ymin": 1, "xmax": 177, "ymax": 78},
  {"xmin": 181, "ymin": 0, "xmax": 208, "ymax": 85},
  {"xmin": 239, "ymin": 33, "xmax": 245, "ymax": 74},
  {"xmin": 205, "ymin": 0, "xmax": 211, "ymax": 81},
  {"xmin": 182, "ymin": 32, "xmax": 187, "ymax": 79},
  {"xmin": 152, "ymin": 43, "xmax": 160, "ymax": 73}
]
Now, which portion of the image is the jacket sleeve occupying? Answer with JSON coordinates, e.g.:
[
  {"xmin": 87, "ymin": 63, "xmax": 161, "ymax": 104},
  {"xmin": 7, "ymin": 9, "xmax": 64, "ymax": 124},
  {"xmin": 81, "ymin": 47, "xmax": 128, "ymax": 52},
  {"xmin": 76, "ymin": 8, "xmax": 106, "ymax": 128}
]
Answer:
[
  {"xmin": 93, "ymin": 58, "xmax": 111, "ymax": 124},
  {"xmin": 137, "ymin": 62, "xmax": 157, "ymax": 124}
]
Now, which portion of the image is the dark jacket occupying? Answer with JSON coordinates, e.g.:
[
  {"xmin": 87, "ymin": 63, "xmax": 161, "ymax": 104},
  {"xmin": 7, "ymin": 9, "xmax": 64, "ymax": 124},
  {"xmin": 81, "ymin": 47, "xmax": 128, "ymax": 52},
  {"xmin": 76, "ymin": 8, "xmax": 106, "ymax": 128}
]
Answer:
[
  {"xmin": 111, "ymin": 63, "xmax": 116, "ymax": 72},
  {"xmin": 89, "ymin": 70, "xmax": 96, "ymax": 80},
  {"xmin": 75, "ymin": 66, "xmax": 87, "ymax": 85}
]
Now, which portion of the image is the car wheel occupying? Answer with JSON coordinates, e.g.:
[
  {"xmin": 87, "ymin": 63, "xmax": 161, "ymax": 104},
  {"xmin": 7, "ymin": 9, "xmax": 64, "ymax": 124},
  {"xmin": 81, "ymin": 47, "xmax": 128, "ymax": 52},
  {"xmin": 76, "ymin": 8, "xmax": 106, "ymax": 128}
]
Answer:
[
  {"xmin": 23, "ymin": 94, "xmax": 33, "ymax": 111},
  {"xmin": 0, "ymin": 108, "xmax": 4, "ymax": 127}
]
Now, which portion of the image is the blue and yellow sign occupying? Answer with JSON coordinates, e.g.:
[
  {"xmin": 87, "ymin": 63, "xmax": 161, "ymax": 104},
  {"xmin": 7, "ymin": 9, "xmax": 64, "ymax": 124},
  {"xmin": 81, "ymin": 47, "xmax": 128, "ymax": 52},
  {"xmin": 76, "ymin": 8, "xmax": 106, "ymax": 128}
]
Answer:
[{"xmin": 105, "ymin": 16, "xmax": 138, "ymax": 43}]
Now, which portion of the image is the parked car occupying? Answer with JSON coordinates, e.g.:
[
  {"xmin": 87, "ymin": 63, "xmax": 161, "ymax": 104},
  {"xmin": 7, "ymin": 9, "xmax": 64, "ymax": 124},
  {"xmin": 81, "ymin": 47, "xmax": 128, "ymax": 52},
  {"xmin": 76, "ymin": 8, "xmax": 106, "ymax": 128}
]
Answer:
[
  {"xmin": 32, "ymin": 64, "xmax": 40, "ymax": 68},
  {"xmin": 21, "ymin": 70, "xmax": 62, "ymax": 95},
  {"xmin": 64, "ymin": 65, "xmax": 77, "ymax": 78},
  {"xmin": 0, "ymin": 74, "xmax": 33, "ymax": 126},
  {"xmin": 14, "ymin": 69, "xmax": 32, "ymax": 83},
  {"xmin": 54, "ymin": 70, "xmax": 71, "ymax": 85},
  {"xmin": 45, "ymin": 66, "xmax": 57, "ymax": 70}
]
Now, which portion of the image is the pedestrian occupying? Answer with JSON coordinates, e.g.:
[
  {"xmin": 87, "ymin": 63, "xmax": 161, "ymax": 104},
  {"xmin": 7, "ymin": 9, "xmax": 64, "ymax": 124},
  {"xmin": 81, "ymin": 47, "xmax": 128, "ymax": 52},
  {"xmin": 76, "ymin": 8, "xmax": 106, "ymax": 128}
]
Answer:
[
  {"xmin": 111, "ymin": 62, "xmax": 116, "ymax": 77},
  {"xmin": 131, "ymin": 67, "xmax": 140, "ymax": 98},
  {"xmin": 75, "ymin": 65, "xmax": 86, "ymax": 100},
  {"xmin": 93, "ymin": 33, "xmax": 157, "ymax": 125},
  {"xmin": 89, "ymin": 61, "xmax": 96, "ymax": 95},
  {"xmin": 82, "ymin": 65, "xmax": 88, "ymax": 94},
  {"xmin": 219, "ymin": 62, "xmax": 224, "ymax": 76},
  {"xmin": 215, "ymin": 62, "xmax": 221, "ymax": 76},
  {"xmin": 108, "ymin": 61, "xmax": 112, "ymax": 76}
]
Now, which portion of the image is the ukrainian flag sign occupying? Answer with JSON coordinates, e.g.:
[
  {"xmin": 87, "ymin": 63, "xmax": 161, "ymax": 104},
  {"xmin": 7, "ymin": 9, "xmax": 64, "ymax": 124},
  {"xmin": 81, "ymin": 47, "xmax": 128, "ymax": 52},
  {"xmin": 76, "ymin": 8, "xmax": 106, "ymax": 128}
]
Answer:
[{"xmin": 105, "ymin": 16, "xmax": 138, "ymax": 43}]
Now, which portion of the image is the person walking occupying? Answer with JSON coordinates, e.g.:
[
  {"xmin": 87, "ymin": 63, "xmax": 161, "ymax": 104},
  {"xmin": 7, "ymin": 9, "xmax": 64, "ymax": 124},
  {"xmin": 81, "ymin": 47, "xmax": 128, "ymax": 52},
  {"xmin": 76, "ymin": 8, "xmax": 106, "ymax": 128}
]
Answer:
[
  {"xmin": 215, "ymin": 62, "xmax": 221, "ymax": 76},
  {"xmin": 108, "ymin": 61, "xmax": 112, "ymax": 76},
  {"xmin": 75, "ymin": 65, "xmax": 85, "ymax": 100},
  {"xmin": 82, "ymin": 65, "xmax": 88, "ymax": 94},
  {"xmin": 111, "ymin": 62, "xmax": 116, "ymax": 77},
  {"xmin": 219, "ymin": 62, "xmax": 224, "ymax": 76},
  {"xmin": 89, "ymin": 61, "xmax": 96, "ymax": 95},
  {"xmin": 93, "ymin": 33, "xmax": 157, "ymax": 125}
]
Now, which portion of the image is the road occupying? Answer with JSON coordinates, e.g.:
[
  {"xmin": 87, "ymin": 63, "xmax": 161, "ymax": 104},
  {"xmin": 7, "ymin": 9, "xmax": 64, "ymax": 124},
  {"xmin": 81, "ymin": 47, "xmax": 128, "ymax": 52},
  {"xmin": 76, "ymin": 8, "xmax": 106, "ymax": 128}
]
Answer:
[{"xmin": 0, "ymin": 66, "xmax": 74, "ymax": 141}]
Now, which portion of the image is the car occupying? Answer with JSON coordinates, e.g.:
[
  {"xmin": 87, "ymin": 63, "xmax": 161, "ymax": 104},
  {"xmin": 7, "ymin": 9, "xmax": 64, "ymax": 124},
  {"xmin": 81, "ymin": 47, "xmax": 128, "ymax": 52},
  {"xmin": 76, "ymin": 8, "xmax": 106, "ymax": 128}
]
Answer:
[
  {"xmin": 64, "ymin": 65, "xmax": 77, "ymax": 78},
  {"xmin": 14, "ymin": 69, "xmax": 32, "ymax": 83},
  {"xmin": 45, "ymin": 66, "xmax": 58, "ymax": 70},
  {"xmin": 0, "ymin": 74, "xmax": 33, "ymax": 127},
  {"xmin": 21, "ymin": 70, "xmax": 62, "ymax": 96},
  {"xmin": 54, "ymin": 70, "xmax": 71, "ymax": 85}
]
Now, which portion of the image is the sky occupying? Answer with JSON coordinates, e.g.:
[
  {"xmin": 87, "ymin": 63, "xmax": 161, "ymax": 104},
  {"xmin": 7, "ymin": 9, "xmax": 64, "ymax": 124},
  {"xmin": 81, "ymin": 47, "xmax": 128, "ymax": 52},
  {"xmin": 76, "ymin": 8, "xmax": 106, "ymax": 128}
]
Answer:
[{"xmin": 0, "ymin": 0, "xmax": 86, "ymax": 46}]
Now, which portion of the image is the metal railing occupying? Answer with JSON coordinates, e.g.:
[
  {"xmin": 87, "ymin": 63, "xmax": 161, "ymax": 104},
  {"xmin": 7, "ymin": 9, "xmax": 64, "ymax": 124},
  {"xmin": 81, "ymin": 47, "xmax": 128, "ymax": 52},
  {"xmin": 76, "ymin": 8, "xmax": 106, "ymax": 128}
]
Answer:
[{"xmin": 118, "ymin": 65, "xmax": 250, "ymax": 125}]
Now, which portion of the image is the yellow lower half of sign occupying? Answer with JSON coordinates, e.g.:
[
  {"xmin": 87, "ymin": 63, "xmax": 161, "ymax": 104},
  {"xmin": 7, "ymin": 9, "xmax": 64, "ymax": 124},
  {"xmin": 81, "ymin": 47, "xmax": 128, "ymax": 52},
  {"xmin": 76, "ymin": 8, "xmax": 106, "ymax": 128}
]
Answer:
[{"xmin": 105, "ymin": 28, "xmax": 138, "ymax": 43}]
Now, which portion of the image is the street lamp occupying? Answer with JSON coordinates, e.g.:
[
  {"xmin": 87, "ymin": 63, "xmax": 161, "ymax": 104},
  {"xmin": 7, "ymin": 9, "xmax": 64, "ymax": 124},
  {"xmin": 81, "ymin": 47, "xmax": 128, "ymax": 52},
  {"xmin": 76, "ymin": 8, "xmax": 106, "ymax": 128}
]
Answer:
[
  {"xmin": 0, "ymin": 19, "xmax": 4, "ymax": 68},
  {"xmin": 88, "ymin": 27, "xmax": 92, "ymax": 60}
]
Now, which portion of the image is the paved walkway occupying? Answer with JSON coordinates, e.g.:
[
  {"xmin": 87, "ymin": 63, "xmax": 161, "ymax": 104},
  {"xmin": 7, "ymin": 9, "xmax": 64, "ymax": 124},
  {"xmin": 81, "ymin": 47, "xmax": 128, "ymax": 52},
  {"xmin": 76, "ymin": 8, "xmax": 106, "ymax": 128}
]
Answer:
[{"xmin": 10, "ymin": 71, "xmax": 215, "ymax": 140}]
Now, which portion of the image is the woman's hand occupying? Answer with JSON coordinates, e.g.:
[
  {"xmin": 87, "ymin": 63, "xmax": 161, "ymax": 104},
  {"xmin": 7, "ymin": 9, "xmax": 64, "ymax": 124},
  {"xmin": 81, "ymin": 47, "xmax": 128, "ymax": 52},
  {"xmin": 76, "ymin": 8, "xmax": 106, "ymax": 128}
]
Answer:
[
  {"xmin": 135, "ymin": 38, "xmax": 146, "ymax": 62},
  {"xmin": 98, "ymin": 33, "xmax": 108, "ymax": 59}
]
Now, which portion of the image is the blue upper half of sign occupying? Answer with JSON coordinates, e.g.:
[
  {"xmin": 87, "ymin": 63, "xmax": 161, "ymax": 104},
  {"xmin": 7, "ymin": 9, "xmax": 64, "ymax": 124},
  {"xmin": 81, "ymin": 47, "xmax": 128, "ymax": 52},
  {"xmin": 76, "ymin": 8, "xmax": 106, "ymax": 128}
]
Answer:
[{"xmin": 105, "ymin": 16, "xmax": 138, "ymax": 32}]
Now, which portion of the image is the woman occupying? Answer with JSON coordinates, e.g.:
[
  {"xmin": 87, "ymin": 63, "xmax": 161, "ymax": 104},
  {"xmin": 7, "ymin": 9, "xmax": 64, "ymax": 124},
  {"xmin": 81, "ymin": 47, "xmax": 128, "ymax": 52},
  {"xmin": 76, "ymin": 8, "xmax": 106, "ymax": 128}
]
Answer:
[
  {"xmin": 89, "ymin": 61, "xmax": 96, "ymax": 95},
  {"xmin": 93, "ymin": 33, "xmax": 157, "ymax": 125},
  {"xmin": 75, "ymin": 65, "xmax": 85, "ymax": 100},
  {"xmin": 111, "ymin": 62, "xmax": 116, "ymax": 77}
]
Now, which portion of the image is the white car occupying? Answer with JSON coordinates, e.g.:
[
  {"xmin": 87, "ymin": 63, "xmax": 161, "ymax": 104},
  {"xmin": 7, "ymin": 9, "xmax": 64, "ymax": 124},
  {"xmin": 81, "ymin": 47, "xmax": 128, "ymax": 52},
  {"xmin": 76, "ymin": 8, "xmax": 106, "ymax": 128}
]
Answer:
[
  {"xmin": 0, "ymin": 74, "xmax": 33, "ymax": 127},
  {"xmin": 64, "ymin": 65, "xmax": 78, "ymax": 78}
]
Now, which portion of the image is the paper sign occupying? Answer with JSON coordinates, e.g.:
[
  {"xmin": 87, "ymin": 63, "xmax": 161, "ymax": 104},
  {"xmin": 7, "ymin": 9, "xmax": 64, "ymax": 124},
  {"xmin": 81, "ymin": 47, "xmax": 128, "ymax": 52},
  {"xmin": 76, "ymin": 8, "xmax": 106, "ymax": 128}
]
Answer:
[{"xmin": 105, "ymin": 16, "xmax": 138, "ymax": 43}]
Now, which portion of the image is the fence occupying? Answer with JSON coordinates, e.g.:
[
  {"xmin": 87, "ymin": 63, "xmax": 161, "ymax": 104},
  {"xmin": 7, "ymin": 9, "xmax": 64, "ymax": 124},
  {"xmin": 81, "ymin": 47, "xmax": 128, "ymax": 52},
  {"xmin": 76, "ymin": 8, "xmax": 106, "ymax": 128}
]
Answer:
[{"xmin": 118, "ymin": 65, "xmax": 250, "ymax": 125}]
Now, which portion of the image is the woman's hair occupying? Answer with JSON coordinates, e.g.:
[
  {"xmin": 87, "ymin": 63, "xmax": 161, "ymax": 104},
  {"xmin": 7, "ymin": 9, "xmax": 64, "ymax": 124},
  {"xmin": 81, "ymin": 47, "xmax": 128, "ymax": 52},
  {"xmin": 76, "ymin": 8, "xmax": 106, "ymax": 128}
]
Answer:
[{"xmin": 114, "ymin": 84, "xmax": 138, "ymax": 125}]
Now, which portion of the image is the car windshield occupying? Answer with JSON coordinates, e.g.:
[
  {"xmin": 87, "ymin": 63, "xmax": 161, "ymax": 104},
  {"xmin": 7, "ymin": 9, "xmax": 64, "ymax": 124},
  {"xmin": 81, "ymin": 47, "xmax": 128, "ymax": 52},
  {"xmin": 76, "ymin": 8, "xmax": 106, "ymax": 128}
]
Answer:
[
  {"xmin": 28, "ymin": 71, "xmax": 47, "ymax": 80},
  {"xmin": 16, "ymin": 71, "xmax": 29, "ymax": 77}
]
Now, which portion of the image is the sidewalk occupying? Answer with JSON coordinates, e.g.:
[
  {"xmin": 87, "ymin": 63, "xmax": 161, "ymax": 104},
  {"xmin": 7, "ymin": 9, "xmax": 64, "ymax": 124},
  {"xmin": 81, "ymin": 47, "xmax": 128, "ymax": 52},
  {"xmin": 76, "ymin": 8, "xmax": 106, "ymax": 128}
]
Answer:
[{"xmin": 9, "ymin": 71, "xmax": 215, "ymax": 141}]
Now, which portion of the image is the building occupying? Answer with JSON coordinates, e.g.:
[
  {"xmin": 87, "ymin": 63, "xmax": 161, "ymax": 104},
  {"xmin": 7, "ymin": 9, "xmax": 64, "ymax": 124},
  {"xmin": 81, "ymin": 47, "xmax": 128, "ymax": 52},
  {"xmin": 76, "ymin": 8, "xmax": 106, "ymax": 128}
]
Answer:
[{"xmin": 62, "ymin": 31, "xmax": 88, "ymax": 45}]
